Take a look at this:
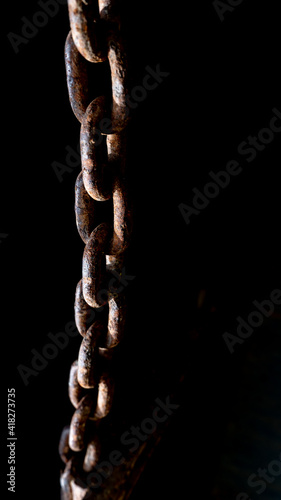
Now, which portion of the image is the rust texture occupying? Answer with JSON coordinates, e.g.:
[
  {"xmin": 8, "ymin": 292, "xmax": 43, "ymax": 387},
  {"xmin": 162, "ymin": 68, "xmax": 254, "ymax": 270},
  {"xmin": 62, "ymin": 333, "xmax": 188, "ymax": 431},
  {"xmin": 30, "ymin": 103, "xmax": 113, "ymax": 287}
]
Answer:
[
  {"xmin": 92, "ymin": 372, "xmax": 115, "ymax": 420},
  {"xmin": 69, "ymin": 360, "xmax": 85, "ymax": 409},
  {"xmin": 68, "ymin": 0, "xmax": 107, "ymax": 63},
  {"xmin": 60, "ymin": 458, "xmax": 75, "ymax": 500},
  {"xmin": 110, "ymin": 175, "xmax": 132, "ymax": 255},
  {"xmin": 59, "ymin": 427, "xmax": 73, "ymax": 465},
  {"xmin": 74, "ymin": 279, "xmax": 94, "ymax": 337},
  {"xmin": 77, "ymin": 321, "xmax": 104, "ymax": 389},
  {"xmin": 80, "ymin": 96, "xmax": 111, "ymax": 202},
  {"xmin": 69, "ymin": 395, "xmax": 94, "ymax": 452},
  {"xmin": 65, "ymin": 31, "xmax": 90, "ymax": 123},
  {"xmin": 82, "ymin": 222, "xmax": 111, "ymax": 308},
  {"xmin": 106, "ymin": 292, "xmax": 126, "ymax": 348},
  {"xmin": 83, "ymin": 437, "xmax": 101, "ymax": 472},
  {"xmin": 60, "ymin": 1, "xmax": 133, "ymax": 497},
  {"xmin": 74, "ymin": 278, "xmax": 127, "ymax": 348},
  {"xmin": 106, "ymin": 30, "xmax": 129, "ymax": 132},
  {"xmin": 75, "ymin": 172, "xmax": 97, "ymax": 245}
]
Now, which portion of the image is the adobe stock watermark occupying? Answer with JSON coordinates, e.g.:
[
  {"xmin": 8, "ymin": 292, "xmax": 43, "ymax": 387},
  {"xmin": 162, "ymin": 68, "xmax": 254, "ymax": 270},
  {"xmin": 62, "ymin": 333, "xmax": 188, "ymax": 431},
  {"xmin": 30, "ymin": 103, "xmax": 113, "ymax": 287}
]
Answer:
[
  {"xmin": 76, "ymin": 395, "xmax": 180, "ymax": 492},
  {"xmin": 52, "ymin": 63, "xmax": 170, "ymax": 182},
  {"xmin": 52, "ymin": 143, "xmax": 81, "ymax": 183},
  {"xmin": 236, "ymin": 451, "xmax": 281, "ymax": 499},
  {"xmin": 178, "ymin": 107, "xmax": 281, "ymax": 226},
  {"xmin": 7, "ymin": 0, "xmax": 67, "ymax": 54},
  {"xmin": 213, "ymin": 0, "xmax": 245, "ymax": 22},
  {"xmin": 223, "ymin": 287, "xmax": 281, "ymax": 354},
  {"xmin": 17, "ymin": 267, "xmax": 135, "ymax": 386}
]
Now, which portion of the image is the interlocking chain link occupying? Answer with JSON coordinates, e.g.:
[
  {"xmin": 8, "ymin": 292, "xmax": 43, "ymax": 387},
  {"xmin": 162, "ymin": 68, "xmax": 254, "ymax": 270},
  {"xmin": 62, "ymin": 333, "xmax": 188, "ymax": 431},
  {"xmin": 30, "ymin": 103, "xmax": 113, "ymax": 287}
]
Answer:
[{"xmin": 60, "ymin": 2, "xmax": 132, "ymax": 497}]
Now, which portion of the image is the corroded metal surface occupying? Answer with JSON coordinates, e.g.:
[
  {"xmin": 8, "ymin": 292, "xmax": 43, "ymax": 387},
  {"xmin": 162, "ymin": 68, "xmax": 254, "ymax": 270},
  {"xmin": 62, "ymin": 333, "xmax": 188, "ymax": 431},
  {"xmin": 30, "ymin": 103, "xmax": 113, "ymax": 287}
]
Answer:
[
  {"xmin": 65, "ymin": 31, "xmax": 90, "ymax": 123},
  {"xmin": 74, "ymin": 279, "xmax": 93, "ymax": 337},
  {"xmin": 60, "ymin": 2, "xmax": 133, "ymax": 498},
  {"xmin": 68, "ymin": 0, "xmax": 107, "ymax": 63},
  {"xmin": 80, "ymin": 96, "xmax": 111, "ymax": 202},
  {"xmin": 75, "ymin": 172, "xmax": 97, "ymax": 245},
  {"xmin": 82, "ymin": 223, "xmax": 111, "ymax": 308},
  {"xmin": 77, "ymin": 322, "xmax": 103, "ymax": 389},
  {"xmin": 69, "ymin": 395, "xmax": 95, "ymax": 452}
]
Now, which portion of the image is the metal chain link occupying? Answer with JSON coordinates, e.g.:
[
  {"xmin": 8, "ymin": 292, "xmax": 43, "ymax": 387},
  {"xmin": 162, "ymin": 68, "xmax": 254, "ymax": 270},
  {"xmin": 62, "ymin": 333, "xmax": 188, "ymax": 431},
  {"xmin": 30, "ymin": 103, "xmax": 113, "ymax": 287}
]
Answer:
[{"xmin": 60, "ymin": 2, "xmax": 132, "ymax": 497}]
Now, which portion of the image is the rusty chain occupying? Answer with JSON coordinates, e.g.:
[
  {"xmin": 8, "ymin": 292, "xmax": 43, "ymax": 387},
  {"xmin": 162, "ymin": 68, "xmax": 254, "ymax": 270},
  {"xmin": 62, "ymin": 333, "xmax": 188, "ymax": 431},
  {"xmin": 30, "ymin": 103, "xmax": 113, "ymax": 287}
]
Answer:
[{"xmin": 60, "ymin": 1, "xmax": 132, "ymax": 497}]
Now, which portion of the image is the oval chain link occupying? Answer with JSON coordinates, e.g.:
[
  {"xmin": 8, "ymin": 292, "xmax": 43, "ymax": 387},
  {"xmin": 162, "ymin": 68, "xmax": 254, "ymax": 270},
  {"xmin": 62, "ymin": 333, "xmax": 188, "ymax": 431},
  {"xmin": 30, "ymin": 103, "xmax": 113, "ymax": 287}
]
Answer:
[{"xmin": 68, "ymin": 0, "xmax": 107, "ymax": 63}]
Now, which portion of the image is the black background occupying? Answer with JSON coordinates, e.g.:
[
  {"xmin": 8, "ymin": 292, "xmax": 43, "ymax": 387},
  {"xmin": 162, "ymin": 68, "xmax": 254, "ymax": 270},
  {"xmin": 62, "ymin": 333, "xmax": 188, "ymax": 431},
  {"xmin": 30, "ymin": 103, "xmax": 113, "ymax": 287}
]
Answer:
[{"xmin": 2, "ymin": 1, "xmax": 281, "ymax": 499}]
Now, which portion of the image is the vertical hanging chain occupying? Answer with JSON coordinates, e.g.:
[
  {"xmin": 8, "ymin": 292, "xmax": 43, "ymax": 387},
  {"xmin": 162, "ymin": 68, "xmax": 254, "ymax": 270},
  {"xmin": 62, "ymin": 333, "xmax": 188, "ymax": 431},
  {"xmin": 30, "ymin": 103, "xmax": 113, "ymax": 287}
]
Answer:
[{"xmin": 59, "ymin": 1, "xmax": 132, "ymax": 497}]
